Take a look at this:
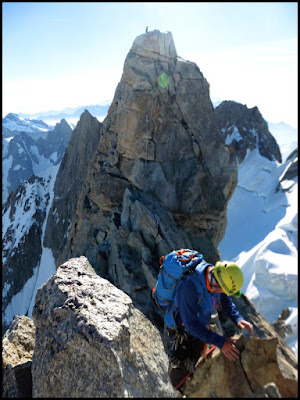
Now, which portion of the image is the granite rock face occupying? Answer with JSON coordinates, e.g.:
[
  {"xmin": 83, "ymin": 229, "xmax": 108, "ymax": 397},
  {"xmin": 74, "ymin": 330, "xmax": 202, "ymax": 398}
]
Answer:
[
  {"xmin": 187, "ymin": 294, "xmax": 298, "ymax": 398},
  {"xmin": 183, "ymin": 335, "xmax": 298, "ymax": 398},
  {"xmin": 57, "ymin": 31, "xmax": 237, "ymax": 325},
  {"xmin": 31, "ymin": 256, "xmax": 178, "ymax": 398}
]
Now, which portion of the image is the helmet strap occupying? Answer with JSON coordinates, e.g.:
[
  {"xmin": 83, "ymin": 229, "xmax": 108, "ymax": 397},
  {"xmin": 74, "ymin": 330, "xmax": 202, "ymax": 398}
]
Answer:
[{"xmin": 206, "ymin": 267, "xmax": 220, "ymax": 292}]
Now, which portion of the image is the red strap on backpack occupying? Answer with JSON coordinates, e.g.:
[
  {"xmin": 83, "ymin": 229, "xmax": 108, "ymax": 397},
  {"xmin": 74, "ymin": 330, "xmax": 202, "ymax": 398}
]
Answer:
[
  {"xmin": 174, "ymin": 345, "xmax": 217, "ymax": 390},
  {"xmin": 159, "ymin": 255, "xmax": 165, "ymax": 266},
  {"xmin": 177, "ymin": 249, "xmax": 198, "ymax": 263}
]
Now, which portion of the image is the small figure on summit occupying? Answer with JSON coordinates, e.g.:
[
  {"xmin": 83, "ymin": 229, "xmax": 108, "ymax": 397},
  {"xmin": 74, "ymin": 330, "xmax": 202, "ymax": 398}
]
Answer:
[{"xmin": 146, "ymin": 26, "xmax": 149, "ymax": 33}]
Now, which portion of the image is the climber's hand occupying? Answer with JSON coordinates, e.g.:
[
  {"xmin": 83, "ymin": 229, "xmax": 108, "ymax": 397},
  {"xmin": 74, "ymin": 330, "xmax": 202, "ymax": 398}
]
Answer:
[
  {"xmin": 237, "ymin": 320, "xmax": 253, "ymax": 334},
  {"xmin": 221, "ymin": 337, "xmax": 240, "ymax": 361}
]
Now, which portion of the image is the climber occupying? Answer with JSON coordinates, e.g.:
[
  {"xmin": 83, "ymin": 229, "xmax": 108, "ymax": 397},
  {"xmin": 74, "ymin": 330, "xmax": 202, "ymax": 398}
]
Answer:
[
  {"xmin": 165, "ymin": 259, "xmax": 253, "ymax": 390},
  {"xmin": 146, "ymin": 26, "xmax": 149, "ymax": 33}
]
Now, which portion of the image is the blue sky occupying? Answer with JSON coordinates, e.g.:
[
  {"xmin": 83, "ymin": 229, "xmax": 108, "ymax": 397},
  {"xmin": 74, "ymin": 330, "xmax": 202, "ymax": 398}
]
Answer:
[{"xmin": 2, "ymin": 2, "xmax": 298, "ymax": 127}]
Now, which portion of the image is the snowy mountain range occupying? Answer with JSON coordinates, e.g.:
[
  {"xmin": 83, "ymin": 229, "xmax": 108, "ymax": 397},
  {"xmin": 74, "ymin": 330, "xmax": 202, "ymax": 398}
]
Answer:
[
  {"xmin": 17, "ymin": 103, "xmax": 110, "ymax": 127},
  {"xmin": 2, "ymin": 114, "xmax": 73, "ymax": 203},
  {"xmin": 2, "ymin": 102, "xmax": 298, "ymax": 359},
  {"xmin": 3, "ymin": 113, "xmax": 53, "ymax": 139}
]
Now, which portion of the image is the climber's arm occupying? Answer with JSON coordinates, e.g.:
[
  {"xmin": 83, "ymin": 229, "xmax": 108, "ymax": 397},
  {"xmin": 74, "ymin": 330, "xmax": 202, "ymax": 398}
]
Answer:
[{"xmin": 220, "ymin": 294, "xmax": 253, "ymax": 333}]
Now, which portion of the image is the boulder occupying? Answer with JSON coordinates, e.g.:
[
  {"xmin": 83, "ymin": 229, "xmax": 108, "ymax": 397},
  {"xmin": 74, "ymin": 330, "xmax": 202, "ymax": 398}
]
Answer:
[
  {"xmin": 183, "ymin": 294, "xmax": 298, "ymax": 398},
  {"xmin": 31, "ymin": 256, "xmax": 178, "ymax": 398},
  {"xmin": 2, "ymin": 315, "xmax": 36, "ymax": 398},
  {"xmin": 272, "ymin": 308, "xmax": 293, "ymax": 339},
  {"xmin": 183, "ymin": 335, "xmax": 298, "ymax": 398}
]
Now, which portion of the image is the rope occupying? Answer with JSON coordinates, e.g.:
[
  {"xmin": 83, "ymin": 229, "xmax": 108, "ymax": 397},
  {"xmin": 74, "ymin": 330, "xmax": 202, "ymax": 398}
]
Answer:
[
  {"xmin": 174, "ymin": 345, "xmax": 217, "ymax": 390},
  {"xmin": 145, "ymin": 112, "xmax": 149, "ymax": 173},
  {"xmin": 140, "ymin": 91, "xmax": 154, "ymax": 180}
]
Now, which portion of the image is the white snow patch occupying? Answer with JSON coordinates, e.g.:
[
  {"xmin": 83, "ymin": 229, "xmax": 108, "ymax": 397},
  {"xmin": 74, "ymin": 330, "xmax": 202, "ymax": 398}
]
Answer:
[
  {"xmin": 219, "ymin": 146, "xmax": 298, "ymax": 358},
  {"xmin": 50, "ymin": 151, "xmax": 58, "ymax": 163},
  {"xmin": 225, "ymin": 126, "xmax": 243, "ymax": 146},
  {"xmin": 268, "ymin": 121, "xmax": 298, "ymax": 163}
]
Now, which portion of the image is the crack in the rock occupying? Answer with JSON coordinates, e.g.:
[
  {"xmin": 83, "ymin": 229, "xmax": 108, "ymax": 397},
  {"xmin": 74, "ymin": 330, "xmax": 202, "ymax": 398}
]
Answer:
[{"xmin": 239, "ymin": 356, "xmax": 255, "ymax": 394}]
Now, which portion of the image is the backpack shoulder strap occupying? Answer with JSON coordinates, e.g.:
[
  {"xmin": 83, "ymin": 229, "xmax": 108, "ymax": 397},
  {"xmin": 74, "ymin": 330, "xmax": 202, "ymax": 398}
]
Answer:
[{"xmin": 185, "ymin": 271, "xmax": 204, "ymax": 298}]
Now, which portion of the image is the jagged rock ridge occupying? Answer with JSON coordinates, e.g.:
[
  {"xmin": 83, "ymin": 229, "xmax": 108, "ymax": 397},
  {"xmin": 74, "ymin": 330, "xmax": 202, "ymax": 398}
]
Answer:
[
  {"xmin": 215, "ymin": 100, "xmax": 282, "ymax": 164},
  {"xmin": 43, "ymin": 110, "xmax": 102, "ymax": 261}
]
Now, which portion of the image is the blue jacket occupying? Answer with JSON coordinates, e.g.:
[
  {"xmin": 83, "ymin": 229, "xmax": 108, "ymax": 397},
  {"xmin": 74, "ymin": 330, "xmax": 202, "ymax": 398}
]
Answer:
[{"xmin": 173, "ymin": 261, "xmax": 243, "ymax": 349}]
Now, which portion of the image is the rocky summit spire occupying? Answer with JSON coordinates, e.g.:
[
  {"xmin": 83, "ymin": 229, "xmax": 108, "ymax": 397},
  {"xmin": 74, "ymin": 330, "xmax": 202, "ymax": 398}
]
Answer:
[
  {"xmin": 57, "ymin": 31, "xmax": 238, "ymax": 322},
  {"xmin": 97, "ymin": 29, "xmax": 236, "ymax": 213},
  {"xmin": 130, "ymin": 30, "xmax": 177, "ymax": 60}
]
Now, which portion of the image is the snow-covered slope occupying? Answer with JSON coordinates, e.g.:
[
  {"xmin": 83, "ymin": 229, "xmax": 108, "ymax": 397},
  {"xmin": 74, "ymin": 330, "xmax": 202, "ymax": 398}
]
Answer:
[
  {"xmin": 2, "ymin": 165, "xmax": 59, "ymax": 327},
  {"xmin": 219, "ymin": 147, "xmax": 298, "ymax": 358},
  {"xmin": 267, "ymin": 122, "xmax": 297, "ymax": 163}
]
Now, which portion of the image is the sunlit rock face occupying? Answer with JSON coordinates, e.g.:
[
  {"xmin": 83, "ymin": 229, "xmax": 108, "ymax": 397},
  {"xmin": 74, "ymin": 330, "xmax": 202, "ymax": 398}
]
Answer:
[{"xmin": 57, "ymin": 30, "xmax": 237, "ymax": 325}]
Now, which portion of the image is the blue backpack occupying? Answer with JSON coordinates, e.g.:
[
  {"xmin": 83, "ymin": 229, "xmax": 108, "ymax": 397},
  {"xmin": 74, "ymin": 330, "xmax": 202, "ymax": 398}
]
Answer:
[{"xmin": 152, "ymin": 249, "xmax": 203, "ymax": 327}]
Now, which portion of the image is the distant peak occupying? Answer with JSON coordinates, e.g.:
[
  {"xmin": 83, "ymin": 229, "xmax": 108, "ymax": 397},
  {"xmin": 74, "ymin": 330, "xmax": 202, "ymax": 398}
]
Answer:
[
  {"xmin": 3, "ymin": 113, "xmax": 20, "ymax": 121},
  {"xmin": 54, "ymin": 118, "xmax": 72, "ymax": 131},
  {"xmin": 80, "ymin": 109, "xmax": 92, "ymax": 120}
]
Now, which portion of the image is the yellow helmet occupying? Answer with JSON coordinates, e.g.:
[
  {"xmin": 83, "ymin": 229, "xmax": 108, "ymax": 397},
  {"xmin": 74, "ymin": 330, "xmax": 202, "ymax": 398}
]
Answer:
[{"xmin": 214, "ymin": 261, "xmax": 243, "ymax": 297}]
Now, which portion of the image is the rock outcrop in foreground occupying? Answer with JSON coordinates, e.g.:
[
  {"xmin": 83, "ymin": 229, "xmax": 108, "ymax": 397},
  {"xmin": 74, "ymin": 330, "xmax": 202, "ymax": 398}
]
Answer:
[
  {"xmin": 2, "ymin": 257, "xmax": 298, "ymax": 398},
  {"xmin": 183, "ymin": 335, "xmax": 297, "ymax": 398},
  {"xmin": 2, "ymin": 315, "xmax": 36, "ymax": 398},
  {"xmin": 182, "ymin": 292, "xmax": 298, "ymax": 398},
  {"xmin": 31, "ymin": 257, "xmax": 178, "ymax": 398}
]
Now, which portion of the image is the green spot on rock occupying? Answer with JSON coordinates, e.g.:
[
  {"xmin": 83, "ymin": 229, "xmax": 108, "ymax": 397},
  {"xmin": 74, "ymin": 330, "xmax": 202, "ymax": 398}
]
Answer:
[{"xmin": 158, "ymin": 73, "xmax": 170, "ymax": 88}]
